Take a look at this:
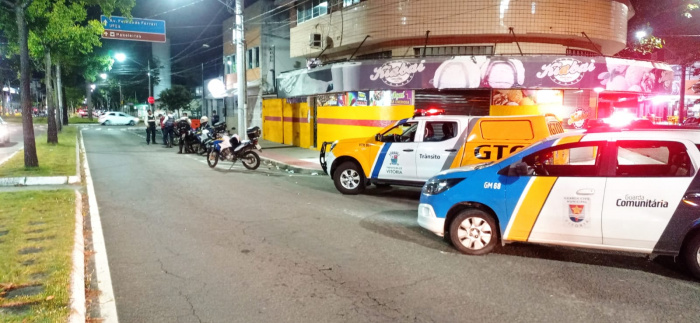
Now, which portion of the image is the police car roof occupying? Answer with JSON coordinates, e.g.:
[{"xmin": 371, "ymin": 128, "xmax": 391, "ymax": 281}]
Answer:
[
  {"xmin": 409, "ymin": 114, "xmax": 551, "ymax": 121},
  {"xmin": 582, "ymin": 129, "xmax": 700, "ymax": 144}
]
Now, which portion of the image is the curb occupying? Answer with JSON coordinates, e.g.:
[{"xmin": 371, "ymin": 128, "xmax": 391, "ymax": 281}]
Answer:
[
  {"xmin": 259, "ymin": 156, "xmax": 322, "ymax": 176},
  {"xmin": 69, "ymin": 190, "xmax": 86, "ymax": 323},
  {"xmin": 80, "ymin": 129, "xmax": 120, "ymax": 323}
]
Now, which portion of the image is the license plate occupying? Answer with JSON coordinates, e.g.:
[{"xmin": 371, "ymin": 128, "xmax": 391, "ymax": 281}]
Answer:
[{"xmin": 255, "ymin": 144, "xmax": 262, "ymax": 150}]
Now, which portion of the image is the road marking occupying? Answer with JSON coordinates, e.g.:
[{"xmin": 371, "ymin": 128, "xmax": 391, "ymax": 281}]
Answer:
[
  {"xmin": 80, "ymin": 130, "xmax": 120, "ymax": 323},
  {"xmin": 69, "ymin": 190, "xmax": 86, "ymax": 323}
]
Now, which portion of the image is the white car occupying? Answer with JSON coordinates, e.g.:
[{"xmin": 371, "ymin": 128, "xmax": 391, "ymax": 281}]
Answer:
[
  {"xmin": 99, "ymin": 112, "xmax": 139, "ymax": 126},
  {"xmin": 0, "ymin": 117, "xmax": 9, "ymax": 145}
]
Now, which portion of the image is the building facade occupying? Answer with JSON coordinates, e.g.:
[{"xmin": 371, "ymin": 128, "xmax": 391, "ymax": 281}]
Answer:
[
  {"xmin": 261, "ymin": 0, "xmax": 679, "ymax": 150},
  {"xmin": 213, "ymin": 0, "xmax": 303, "ymax": 131}
]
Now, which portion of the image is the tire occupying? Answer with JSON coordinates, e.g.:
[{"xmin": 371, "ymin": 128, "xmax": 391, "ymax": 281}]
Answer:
[
  {"xmin": 333, "ymin": 161, "xmax": 365, "ymax": 195},
  {"xmin": 449, "ymin": 209, "xmax": 499, "ymax": 255},
  {"xmin": 241, "ymin": 151, "xmax": 260, "ymax": 170},
  {"xmin": 682, "ymin": 233, "xmax": 700, "ymax": 279},
  {"xmin": 103, "ymin": 120, "xmax": 111, "ymax": 126},
  {"xmin": 207, "ymin": 149, "xmax": 219, "ymax": 168},
  {"xmin": 128, "ymin": 120, "xmax": 135, "ymax": 126}
]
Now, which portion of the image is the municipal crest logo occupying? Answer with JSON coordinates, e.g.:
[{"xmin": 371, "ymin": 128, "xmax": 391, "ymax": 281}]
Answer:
[
  {"xmin": 389, "ymin": 151, "xmax": 400, "ymax": 165},
  {"xmin": 568, "ymin": 204, "xmax": 585, "ymax": 223}
]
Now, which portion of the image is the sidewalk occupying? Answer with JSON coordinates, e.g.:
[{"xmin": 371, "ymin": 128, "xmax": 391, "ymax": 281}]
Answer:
[{"xmin": 258, "ymin": 139, "xmax": 324, "ymax": 175}]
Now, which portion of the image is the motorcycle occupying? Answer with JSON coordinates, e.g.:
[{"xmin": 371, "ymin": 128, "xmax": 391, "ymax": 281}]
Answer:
[
  {"xmin": 207, "ymin": 126, "xmax": 262, "ymax": 170},
  {"xmin": 197, "ymin": 122, "xmax": 228, "ymax": 155}
]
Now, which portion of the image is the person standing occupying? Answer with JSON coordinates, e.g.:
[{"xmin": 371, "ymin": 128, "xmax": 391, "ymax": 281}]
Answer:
[
  {"xmin": 177, "ymin": 114, "xmax": 192, "ymax": 154},
  {"xmin": 146, "ymin": 110, "xmax": 157, "ymax": 145},
  {"xmin": 159, "ymin": 113, "xmax": 167, "ymax": 146},
  {"xmin": 211, "ymin": 110, "xmax": 220, "ymax": 125},
  {"xmin": 163, "ymin": 111, "xmax": 175, "ymax": 148}
]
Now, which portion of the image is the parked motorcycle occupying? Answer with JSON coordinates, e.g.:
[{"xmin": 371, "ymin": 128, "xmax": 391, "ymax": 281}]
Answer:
[{"xmin": 207, "ymin": 126, "xmax": 262, "ymax": 170}]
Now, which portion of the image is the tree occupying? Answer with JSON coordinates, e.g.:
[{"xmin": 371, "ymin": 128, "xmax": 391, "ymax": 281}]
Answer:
[
  {"xmin": 159, "ymin": 85, "xmax": 193, "ymax": 115},
  {"xmin": 0, "ymin": 0, "xmax": 134, "ymax": 166}
]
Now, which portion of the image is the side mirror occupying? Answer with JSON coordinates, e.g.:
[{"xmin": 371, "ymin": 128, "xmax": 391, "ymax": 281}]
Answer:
[
  {"xmin": 375, "ymin": 133, "xmax": 382, "ymax": 142},
  {"xmin": 515, "ymin": 162, "xmax": 531, "ymax": 176}
]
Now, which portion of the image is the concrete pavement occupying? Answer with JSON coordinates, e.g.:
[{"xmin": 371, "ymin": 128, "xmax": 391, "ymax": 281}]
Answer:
[
  {"xmin": 82, "ymin": 126, "xmax": 700, "ymax": 323},
  {"xmin": 0, "ymin": 122, "xmax": 47, "ymax": 165}
]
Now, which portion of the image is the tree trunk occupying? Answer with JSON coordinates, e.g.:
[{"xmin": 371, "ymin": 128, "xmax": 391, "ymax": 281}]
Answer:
[
  {"xmin": 61, "ymin": 85, "xmax": 68, "ymax": 125},
  {"xmin": 86, "ymin": 82, "xmax": 93, "ymax": 123},
  {"xmin": 45, "ymin": 50, "xmax": 57, "ymax": 144},
  {"xmin": 53, "ymin": 63, "xmax": 62, "ymax": 131},
  {"xmin": 15, "ymin": 4, "xmax": 38, "ymax": 167}
]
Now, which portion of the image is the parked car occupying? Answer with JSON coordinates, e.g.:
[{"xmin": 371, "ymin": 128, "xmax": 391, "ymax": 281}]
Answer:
[
  {"xmin": 418, "ymin": 124, "xmax": 700, "ymax": 279},
  {"xmin": 98, "ymin": 112, "xmax": 139, "ymax": 126},
  {"xmin": 78, "ymin": 109, "xmax": 99, "ymax": 118},
  {"xmin": 0, "ymin": 117, "xmax": 9, "ymax": 145}
]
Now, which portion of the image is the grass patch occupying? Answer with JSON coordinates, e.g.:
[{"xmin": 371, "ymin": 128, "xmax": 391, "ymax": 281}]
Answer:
[
  {"xmin": 0, "ymin": 190, "xmax": 75, "ymax": 322},
  {"xmin": 1, "ymin": 116, "xmax": 97, "ymax": 124},
  {"xmin": 0, "ymin": 126, "xmax": 77, "ymax": 177}
]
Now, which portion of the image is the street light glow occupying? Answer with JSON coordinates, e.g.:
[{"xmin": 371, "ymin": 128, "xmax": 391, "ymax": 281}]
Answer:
[
  {"xmin": 635, "ymin": 30, "xmax": 647, "ymax": 39},
  {"xmin": 115, "ymin": 53, "xmax": 126, "ymax": 62},
  {"xmin": 100, "ymin": 73, "xmax": 108, "ymax": 80}
]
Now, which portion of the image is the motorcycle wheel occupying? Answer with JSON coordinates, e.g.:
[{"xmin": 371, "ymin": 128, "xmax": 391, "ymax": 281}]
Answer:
[
  {"xmin": 207, "ymin": 149, "xmax": 219, "ymax": 168},
  {"xmin": 241, "ymin": 151, "xmax": 261, "ymax": 170}
]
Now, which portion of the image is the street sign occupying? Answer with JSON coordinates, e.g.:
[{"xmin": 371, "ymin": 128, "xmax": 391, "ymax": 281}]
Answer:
[
  {"xmin": 101, "ymin": 15, "xmax": 166, "ymax": 43},
  {"xmin": 148, "ymin": 96, "xmax": 155, "ymax": 105}
]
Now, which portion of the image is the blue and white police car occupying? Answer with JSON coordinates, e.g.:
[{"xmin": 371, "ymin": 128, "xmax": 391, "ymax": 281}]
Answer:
[{"xmin": 418, "ymin": 126, "xmax": 700, "ymax": 278}]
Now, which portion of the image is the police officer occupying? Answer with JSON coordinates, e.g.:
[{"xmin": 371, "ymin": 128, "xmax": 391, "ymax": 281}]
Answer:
[{"xmin": 145, "ymin": 110, "xmax": 157, "ymax": 145}]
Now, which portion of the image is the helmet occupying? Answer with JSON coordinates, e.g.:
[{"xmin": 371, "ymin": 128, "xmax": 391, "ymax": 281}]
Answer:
[{"xmin": 201, "ymin": 116, "xmax": 209, "ymax": 122}]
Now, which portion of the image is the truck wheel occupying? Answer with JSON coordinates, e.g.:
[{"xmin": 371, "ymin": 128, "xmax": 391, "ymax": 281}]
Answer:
[
  {"xmin": 449, "ymin": 209, "xmax": 498, "ymax": 255},
  {"xmin": 683, "ymin": 233, "xmax": 700, "ymax": 279},
  {"xmin": 333, "ymin": 162, "xmax": 365, "ymax": 195}
]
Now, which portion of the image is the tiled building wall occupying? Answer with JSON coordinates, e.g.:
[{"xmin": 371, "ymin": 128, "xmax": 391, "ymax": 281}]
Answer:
[{"xmin": 290, "ymin": 0, "xmax": 630, "ymax": 58}]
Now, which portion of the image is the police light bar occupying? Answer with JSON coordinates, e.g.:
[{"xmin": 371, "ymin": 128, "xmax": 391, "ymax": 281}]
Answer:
[{"xmin": 414, "ymin": 108, "xmax": 445, "ymax": 117}]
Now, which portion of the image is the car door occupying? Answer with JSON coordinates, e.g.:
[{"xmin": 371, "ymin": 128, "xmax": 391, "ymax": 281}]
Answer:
[
  {"xmin": 601, "ymin": 140, "xmax": 696, "ymax": 251},
  {"xmin": 503, "ymin": 141, "xmax": 608, "ymax": 245},
  {"xmin": 415, "ymin": 120, "xmax": 461, "ymax": 180},
  {"xmin": 117, "ymin": 113, "xmax": 128, "ymax": 125},
  {"xmin": 370, "ymin": 121, "xmax": 419, "ymax": 181}
]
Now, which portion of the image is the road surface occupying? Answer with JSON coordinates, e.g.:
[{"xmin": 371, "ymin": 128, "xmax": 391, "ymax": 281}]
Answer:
[{"xmin": 82, "ymin": 126, "xmax": 700, "ymax": 323}]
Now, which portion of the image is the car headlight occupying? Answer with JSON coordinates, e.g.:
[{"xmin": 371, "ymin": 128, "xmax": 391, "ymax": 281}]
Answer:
[{"xmin": 422, "ymin": 178, "xmax": 465, "ymax": 195}]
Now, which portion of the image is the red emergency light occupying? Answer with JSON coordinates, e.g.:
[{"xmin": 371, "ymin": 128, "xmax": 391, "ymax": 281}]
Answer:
[{"xmin": 414, "ymin": 108, "xmax": 445, "ymax": 117}]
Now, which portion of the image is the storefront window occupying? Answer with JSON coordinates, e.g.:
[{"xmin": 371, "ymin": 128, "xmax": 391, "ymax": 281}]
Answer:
[
  {"xmin": 297, "ymin": 0, "xmax": 328, "ymax": 24},
  {"xmin": 224, "ymin": 55, "xmax": 236, "ymax": 74},
  {"xmin": 247, "ymin": 47, "xmax": 260, "ymax": 69}
]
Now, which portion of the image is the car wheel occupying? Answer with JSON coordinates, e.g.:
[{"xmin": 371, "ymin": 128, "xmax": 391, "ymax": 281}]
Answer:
[
  {"xmin": 333, "ymin": 161, "xmax": 365, "ymax": 195},
  {"xmin": 449, "ymin": 209, "xmax": 499, "ymax": 255},
  {"xmin": 683, "ymin": 233, "xmax": 700, "ymax": 279},
  {"xmin": 129, "ymin": 120, "xmax": 135, "ymax": 126},
  {"xmin": 104, "ymin": 120, "xmax": 111, "ymax": 126}
]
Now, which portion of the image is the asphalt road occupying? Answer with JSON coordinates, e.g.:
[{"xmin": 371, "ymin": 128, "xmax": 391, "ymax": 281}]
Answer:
[
  {"xmin": 82, "ymin": 126, "xmax": 700, "ymax": 323},
  {"xmin": 0, "ymin": 122, "xmax": 46, "ymax": 162}
]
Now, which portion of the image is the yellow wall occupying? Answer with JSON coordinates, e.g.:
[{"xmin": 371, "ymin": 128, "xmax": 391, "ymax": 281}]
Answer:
[
  {"xmin": 316, "ymin": 105, "xmax": 414, "ymax": 150},
  {"xmin": 262, "ymin": 98, "xmax": 313, "ymax": 148}
]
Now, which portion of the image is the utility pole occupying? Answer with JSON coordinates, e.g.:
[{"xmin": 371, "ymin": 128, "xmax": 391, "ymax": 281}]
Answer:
[
  {"xmin": 235, "ymin": 0, "xmax": 247, "ymax": 133},
  {"xmin": 201, "ymin": 62, "xmax": 205, "ymax": 117},
  {"xmin": 148, "ymin": 59, "xmax": 152, "ymax": 99},
  {"xmin": 119, "ymin": 83, "xmax": 123, "ymax": 112}
]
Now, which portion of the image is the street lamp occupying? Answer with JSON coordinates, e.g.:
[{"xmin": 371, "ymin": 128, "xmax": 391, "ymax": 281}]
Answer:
[
  {"xmin": 100, "ymin": 73, "xmax": 108, "ymax": 80},
  {"xmin": 115, "ymin": 53, "xmax": 126, "ymax": 63}
]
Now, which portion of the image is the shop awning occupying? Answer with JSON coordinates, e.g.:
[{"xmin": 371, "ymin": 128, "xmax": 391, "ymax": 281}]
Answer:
[{"xmin": 276, "ymin": 55, "xmax": 673, "ymax": 98}]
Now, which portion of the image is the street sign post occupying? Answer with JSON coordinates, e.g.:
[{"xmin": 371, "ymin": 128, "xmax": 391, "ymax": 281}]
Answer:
[{"xmin": 101, "ymin": 16, "xmax": 166, "ymax": 43}]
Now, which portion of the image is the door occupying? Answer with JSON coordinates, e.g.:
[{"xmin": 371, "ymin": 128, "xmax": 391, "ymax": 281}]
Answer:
[
  {"xmin": 504, "ymin": 141, "xmax": 607, "ymax": 245},
  {"xmin": 370, "ymin": 121, "xmax": 419, "ymax": 181},
  {"xmin": 118, "ymin": 113, "xmax": 128, "ymax": 125},
  {"xmin": 602, "ymin": 140, "xmax": 695, "ymax": 251},
  {"xmin": 415, "ymin": 120, "xmax": 461, "ymax": 180}
]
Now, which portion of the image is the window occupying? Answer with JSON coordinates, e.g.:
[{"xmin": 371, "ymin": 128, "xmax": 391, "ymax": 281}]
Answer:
[
  {"xmin": 297, "ymin": 0, "xmax": 328, "ymax": 24},
  {"xmin": 520, "ymin": 142, "xmax": 603, "ymax": 177},
  {"xmin": 343, "ymin": 0, "xmax": 361, "ymax": 7},
  {"xmin": 381, "ymin": 122, "xmax": 419, "ymax": 143},
  {"xmin": 109, "ymin": 113, "xmax": 116, "ymax": 116},
  {"xmin": 414, "ymin": 46, "xmax": 494, "ymax": 57},
  {"xmin": 225, "ymin": 55, "xmax": 236, "ymax": 74},
  {"xmin": 616, "ymin": 141, "xmax": 693, "ymax": 177},
  {"xmin": 423, "ymin": 122, "xmax": 458, "ymax": 142},
  {"xmin": 356, "ymin": 51, "xmax": 393, "ymax": 60},
  {"xmin": 247, "ymin": 47, "xmax": 259, "ymax": 69},
  {"xmin": 566, "ymin": 48, "xmax": 597, "ymax": 57}
]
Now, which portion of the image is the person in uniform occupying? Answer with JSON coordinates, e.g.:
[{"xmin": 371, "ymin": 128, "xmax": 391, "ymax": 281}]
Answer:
[{"xmin": 146, "ymin": 110, "xmax": 157, "ymax": 145}]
